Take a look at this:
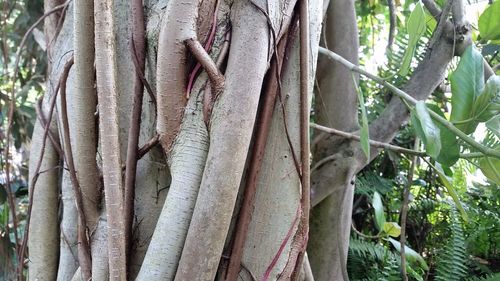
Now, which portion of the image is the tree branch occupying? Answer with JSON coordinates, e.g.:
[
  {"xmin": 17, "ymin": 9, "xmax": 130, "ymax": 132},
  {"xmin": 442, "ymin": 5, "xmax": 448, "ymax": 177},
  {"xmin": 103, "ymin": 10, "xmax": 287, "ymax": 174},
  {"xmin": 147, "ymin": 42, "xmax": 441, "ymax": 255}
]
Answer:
[
  {"xmin": 311, "ymin": 123, "xmax": 425, "ymax": 156},
  {"xmin": 318, "ymin": 47, "xmax": 500, "ymax": 159}
]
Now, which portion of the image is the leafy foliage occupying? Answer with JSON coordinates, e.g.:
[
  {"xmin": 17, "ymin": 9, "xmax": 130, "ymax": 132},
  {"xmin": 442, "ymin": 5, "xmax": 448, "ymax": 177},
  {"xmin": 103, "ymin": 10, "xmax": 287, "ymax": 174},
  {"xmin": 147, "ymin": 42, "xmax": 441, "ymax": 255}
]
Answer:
[{"xmin": 434, "ymin": 208, "xmax": 469, "ymax": 281}]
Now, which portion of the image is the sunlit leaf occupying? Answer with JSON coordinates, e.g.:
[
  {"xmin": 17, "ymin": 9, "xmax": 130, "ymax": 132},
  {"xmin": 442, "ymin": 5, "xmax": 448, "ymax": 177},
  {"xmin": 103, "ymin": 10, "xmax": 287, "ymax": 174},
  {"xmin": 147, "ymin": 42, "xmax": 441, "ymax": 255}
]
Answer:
[
  {"xmin": 486, "ymin": 115, "xmax": 500, "ymax": 138},
  {"xmin": 387, "ymin": 237, "xmax": 429, "ymax": 270},
  {"xmin": 372, "ymin": 192, "xmax": 386, "ymax": 231},
  {"xmin": 450, "ymin": 46, "xmax": 484, "ymax": 134},
  {"xmin": 412, "ymin": 102, "xmax": 441, "ymax": 159},
  {"xmin": 426, "ymin": 104, "xmax": 460, "ymax": 167},
  {"xmin": 399, "ymin": 1, "xmax": 427, "ymax": 77},
  {"xmin": 479, "ymin": 156, "xmax": 500, "ymax": 185},
  {"xmin": 473, "ymin": 75, "xmax": 500, "ymax": 122},
  {"xmin": 479, "ymin": 0, "xmax": 500, "ymax": 41},
  {"xmin": 383, "ymin": 222, "xmax": 401, "ymax": 237}
]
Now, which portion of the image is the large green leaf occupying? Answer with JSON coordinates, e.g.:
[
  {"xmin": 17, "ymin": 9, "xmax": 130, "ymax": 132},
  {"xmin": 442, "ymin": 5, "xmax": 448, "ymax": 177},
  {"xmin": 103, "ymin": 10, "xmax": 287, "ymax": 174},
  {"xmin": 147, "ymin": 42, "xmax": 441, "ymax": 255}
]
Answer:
[
  {"xmin": 411, "ymin": 102, "xmax": 441, "ymax": 159},
  {"xmin": 387, "ymin": 237, "xmax": 429, "ymax": 270},
  {"xmin": 486, "ymin": 115, "xmax": 500, "ymax": 138},
  {"xmin": 480, "ymin": 156, "xmax": 500, "ymax": 185},
  {"xmin": 399, "ymin": 1, "xmax": 427, "ymax": 77},
  {"xmin": 426, "ymin": 104, "xmax": 460, "ymax": 167},
  {"xmin": 372, "ymin": 192, "xmax": 386, "ymax": 231},
  {"xmin": 450, "ymin": 46, "xmax": 485, "ymax": 134},
  {"xmin": 383, "ymin": 222, "xmax": 401, "ymax": 238},
  {"xmin": 479, "ymin": 0, "xmax": 500, "ymax": 41},
  {"xmin": 473, "ymin": 75, "xmax": 500, "ymax": 122}
]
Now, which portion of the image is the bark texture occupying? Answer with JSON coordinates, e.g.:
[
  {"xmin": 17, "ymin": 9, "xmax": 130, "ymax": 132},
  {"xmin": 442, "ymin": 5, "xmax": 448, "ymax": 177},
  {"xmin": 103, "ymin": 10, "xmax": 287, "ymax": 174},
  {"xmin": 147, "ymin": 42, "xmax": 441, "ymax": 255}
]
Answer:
[
  {"xmin": 175, "ymin": 1, "xmax": 271, "ymax": 279},
  {"xmin": 308, "ymin": 0, "xmax": 359, "ymax": 280}
]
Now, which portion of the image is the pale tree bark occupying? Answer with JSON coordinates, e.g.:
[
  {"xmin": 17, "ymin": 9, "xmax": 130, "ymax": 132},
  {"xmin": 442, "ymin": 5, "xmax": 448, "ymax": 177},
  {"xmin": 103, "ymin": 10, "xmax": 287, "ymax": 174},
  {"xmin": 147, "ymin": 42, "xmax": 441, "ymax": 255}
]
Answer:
[
  {"xmin": 28, "ymin": 115, "xmax": 60, "ymax": 281},
  {"xmin": 94, "ymin": 0, "xmax": 127, "ymax": 278},
  {"xmin": 308, "ymin": 0, "xmax": 359, "ymax": 280},
  {"xmin": 26, "ymin": 0, "xmax": 477, "ymax": 280},
  {"xmin": 28, "ymin": 1, "xmax": 68, "ymax": 278},
  {"xmin": 237, "ymin": 1, "xmax": 323, "ymax": 278}
]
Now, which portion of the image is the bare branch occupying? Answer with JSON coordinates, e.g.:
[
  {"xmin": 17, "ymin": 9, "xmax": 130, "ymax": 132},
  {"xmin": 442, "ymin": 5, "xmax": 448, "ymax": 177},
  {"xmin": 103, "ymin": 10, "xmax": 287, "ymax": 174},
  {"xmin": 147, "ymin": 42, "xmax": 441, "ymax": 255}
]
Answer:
[
  {"xmin": 310, "ymin": 123, "xmax": 425, "ymax": 156},
  {"xmin": 319, "ymin": 47, "xmax": 500, "ymax": 159},
  {"xmin": 58, "ymin": 57, "xmax": 93, "ymax": 279},
  {"xmin": 124, "ymin": 0, "xmax": 147, "ymax": 264},
  {"xmin": 400, "ymin": 139, "xmax": 419, "ymax": 281}
]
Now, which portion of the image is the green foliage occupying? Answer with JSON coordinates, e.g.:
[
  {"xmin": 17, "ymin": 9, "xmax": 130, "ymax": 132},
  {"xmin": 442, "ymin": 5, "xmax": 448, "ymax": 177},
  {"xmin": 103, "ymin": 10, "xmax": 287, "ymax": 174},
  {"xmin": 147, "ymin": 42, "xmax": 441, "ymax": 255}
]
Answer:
[
  {"xmin": 348, "ymin": 238, "xmax": 402, "ymax": 281},
  {"xmin": 435, "ymin": 209, "xmax": 469, "ymax": 281},
  {"xmin": 479, "ymin": 0, "xmax": 500, "ymax": 41},
  {"xmin": 465, "ymin": 273, "xmax": 500, "ymax": 281},
  {"xmin": 399, "ymin": 1, "xmax": 427, "ymax": 77},
  {"xmin": 411, "ymin": 101, "xmax": 441, "ymax": 159},
  {"xmin": 426, "ymin": 104, "xmax": 460, "ymax": 167},
  {"xmin": 472, "ymin": 75, "xmax": 500, "ymax": 123},
  {"xmin": 373, "ymin": 192, "xmax": 386, "ymax": 230},
  {"xmin": 449, "ymin": 46, "xmax": 485, "ymax": 134}
]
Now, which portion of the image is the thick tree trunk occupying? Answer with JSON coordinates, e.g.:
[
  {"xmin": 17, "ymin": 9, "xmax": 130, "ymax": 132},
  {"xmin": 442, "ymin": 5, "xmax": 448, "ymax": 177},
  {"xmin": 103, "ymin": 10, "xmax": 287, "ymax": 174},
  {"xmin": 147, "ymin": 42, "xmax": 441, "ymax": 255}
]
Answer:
[{"xmin": 308, "ymin": 0, "xmax": 359, "ymax": 280}]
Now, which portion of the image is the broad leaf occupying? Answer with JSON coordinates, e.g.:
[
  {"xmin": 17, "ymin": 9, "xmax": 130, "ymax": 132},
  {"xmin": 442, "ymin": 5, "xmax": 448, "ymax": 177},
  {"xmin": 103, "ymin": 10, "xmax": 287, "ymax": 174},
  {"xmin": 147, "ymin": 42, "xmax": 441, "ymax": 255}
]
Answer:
[
  {"xmin": 399, "ymin": 1, "xmax": 427, "ymax": 76},
  {"xmin": 387, "ymin": 237, "xmax": 429, "ymax": 270},
  {"xmin": 383, "ymin": 222, "xmax": 401, "ymax": 238},
  {"xmin": 480, "ymin": 156, "xmax": 500, "ymax": 185},
  {"xmin": 486, "ymin": 115, "xmax": 500, "ymax": 138},
  {"xmin": 412, "ymin": 102, "xmax": 441, "ymax": 159},
  {"xmin": 473, "ymin": 75, "xmax": 500, "ymax": 122},
  {"xmin": 372, "ymin": 192, "xmax": 386, "ymax": 231},
  {"xmin": 479, "ymin": 0, "xmax": 500, "ymax": 41},
  {"xmin": 450, "ymin": 46, "xmax": 485, "ymax": 134},
  {"xmin": 427, "ymin": 104, "xmax": 460, "ymax": 167}
]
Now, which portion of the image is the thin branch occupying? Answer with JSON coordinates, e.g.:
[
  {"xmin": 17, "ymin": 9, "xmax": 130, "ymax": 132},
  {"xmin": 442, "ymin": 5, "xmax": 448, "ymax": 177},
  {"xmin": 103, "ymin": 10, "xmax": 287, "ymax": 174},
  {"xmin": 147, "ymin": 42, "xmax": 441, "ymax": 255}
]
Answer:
[
  {"xmin": 386, "ymin": 0, "xmax": 396, "ymax": 51},
  {"xmin": 311, "ymin": 123, "xmax": 426, "ymax": 156},
  {"xmin": 35, "ymin": 97, "xmax": 63, "ymax": 158},
  {"xmin": 291, "ymin": 0, "xmax": 311, "ymax": 277},
  {"xmin": 185, "ymin": 38, "xmax": 225, "ymax": 95},
  {"xmin": 58, "ymin": 57, "xmax": 92, "ymax": 278},
  {"xmin": 400, "ymin": 138, "xmax": 419, "ymax": 281},
  {"xmin": 422, "ymin": 0, "xmax": 441, "ymax": 20},
  {"xmin": 124, "ymin": 0, "xmax": 146, "ymax": 265},
  {"xmin": 137, "ymin": 134, "xmax": 160, "ymax": 159},
  {"xmin": 318, "ymin": 47, "xmax": 500, "ymax": 159}
]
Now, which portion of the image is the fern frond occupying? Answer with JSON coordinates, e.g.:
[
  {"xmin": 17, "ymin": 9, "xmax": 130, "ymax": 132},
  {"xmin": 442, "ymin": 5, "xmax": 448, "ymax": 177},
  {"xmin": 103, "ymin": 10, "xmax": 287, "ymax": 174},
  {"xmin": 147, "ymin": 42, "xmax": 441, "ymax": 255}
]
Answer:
[{"xmin": 435, "ymin": 208, "xmax": 469, "ymax": 281}]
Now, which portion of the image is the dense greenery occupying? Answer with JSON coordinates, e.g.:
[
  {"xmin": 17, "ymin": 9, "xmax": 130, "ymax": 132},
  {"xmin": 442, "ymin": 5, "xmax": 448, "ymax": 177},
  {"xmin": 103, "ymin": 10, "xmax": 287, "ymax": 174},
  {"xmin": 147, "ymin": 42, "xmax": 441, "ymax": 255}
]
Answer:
[
  {"xmin": 0, "ymin": 0, "xmax": 499, "ymax": 279},
  {"xmin": 347, "ymin": 0, "xmax": 500, "ymax": 280}
]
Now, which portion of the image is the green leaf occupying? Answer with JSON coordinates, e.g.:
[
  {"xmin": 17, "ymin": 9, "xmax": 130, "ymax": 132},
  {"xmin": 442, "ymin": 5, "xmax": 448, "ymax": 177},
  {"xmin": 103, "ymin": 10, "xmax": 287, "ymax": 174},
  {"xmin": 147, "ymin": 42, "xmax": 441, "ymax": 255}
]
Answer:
[
  {"xmin": 480, "ymin": 156, "xmax": 500, "ymax": 185},
  {"xmin": 387, "ymin": 237, "xmax": 429, "ymax": 270},
  {"xmin": 426, "ymin": 104, "xmax": 460, "ymax": 167},
  {"xmin": 372, "ymin": 192, "xmax": 386, "ymax": 231},
  {"xmin": 353, "ymin": 74, "xmax": 370, "ymax": 161},
  {"xmin": 412, "ymin": 102, "xmax": 441, "ymax": 159},
  {"xmin": 383, "ymin": 222, "xmax": 401, "ymax": 237},
  {"xmin": 427, "ymin": 161, "xmax": 469, "ymax": 222},
  {"xmin": 473, "ymin": 75, "xmax": 500, "ymax": 122},
  {"xmin": 479, "ymin": 0, "xmax": 500, "ymax": 41},
  {"xmin": 450, "ymin": 46, "xmax": 485, "ymax": 134},
  {"xmin": 486, "ymin": 115, "xmax": 500, "ymax": 138},
  {"xmin": 399, "ymin": 1, "xmax": 427, "ymax": 76}
]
